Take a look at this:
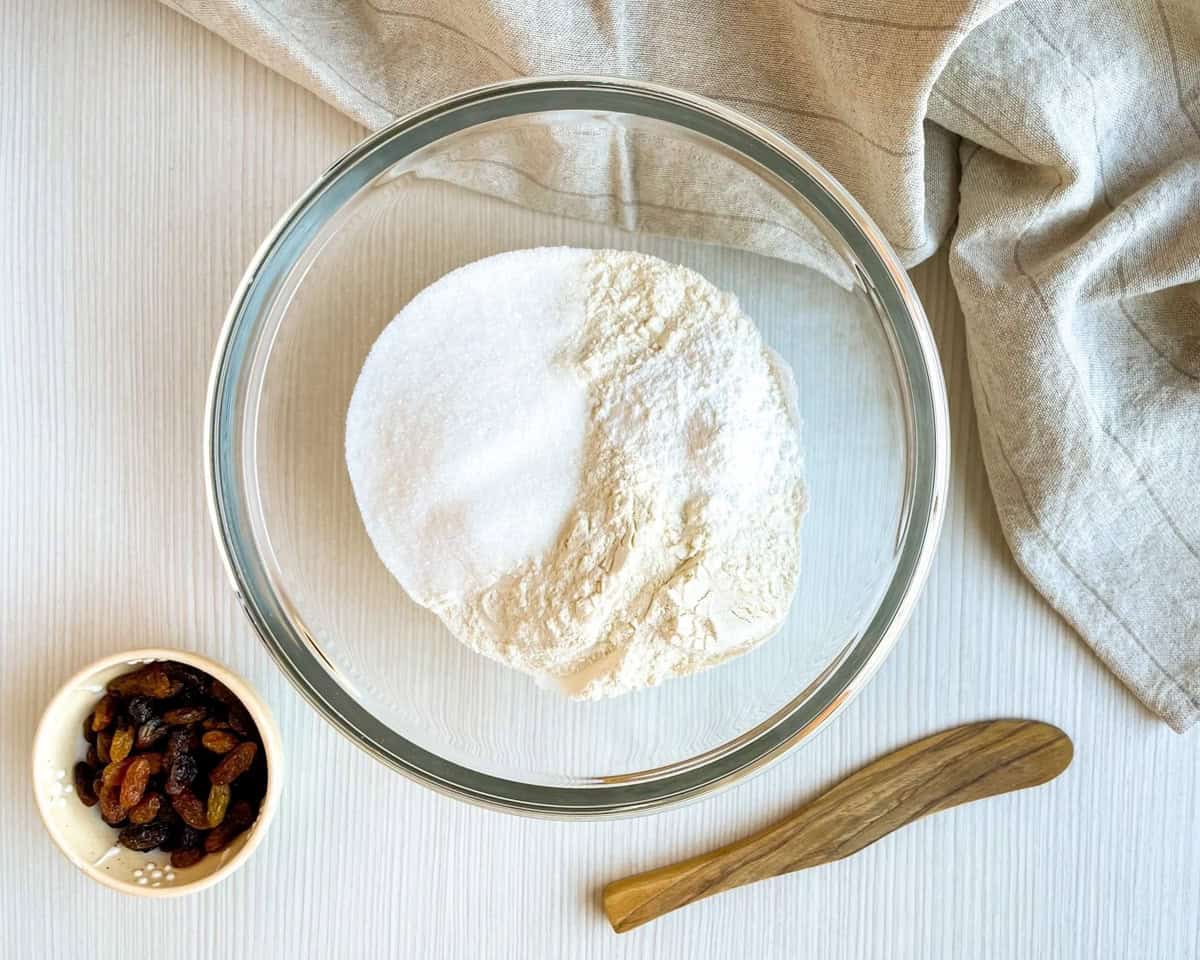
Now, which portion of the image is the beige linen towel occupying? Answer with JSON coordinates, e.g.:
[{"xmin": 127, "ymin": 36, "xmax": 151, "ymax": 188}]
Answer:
[{"xmin": 162, "ymin": 0, "xmax": 1200, "ymax": 730}]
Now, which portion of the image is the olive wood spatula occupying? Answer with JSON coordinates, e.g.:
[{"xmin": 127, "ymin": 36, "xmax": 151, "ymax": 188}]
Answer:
[{"xmin": 603, "ymin": 719, "xmax": 1072, "ymax": 933}]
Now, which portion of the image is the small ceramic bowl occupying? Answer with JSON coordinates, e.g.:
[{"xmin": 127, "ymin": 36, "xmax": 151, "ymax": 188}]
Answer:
[{"xmin": 32, "ymin": 648, "xmax": 282, "ymax": 897}]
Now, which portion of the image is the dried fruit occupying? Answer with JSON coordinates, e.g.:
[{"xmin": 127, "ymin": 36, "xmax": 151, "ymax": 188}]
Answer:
[
  {"xmin": 170, "ymin": 789, "xmax": 211, "ymax": 830},
  {"xmin": 170, "ymin": 847, "xmax": 205, "ymax": 869},
  {"xmin": 164, "ymin": 752, "xmax": 198, "ymax": 796},
  {"xmin": 127, "ymin": 696, "xmax": 155, "ymax": 725},
  {"xmin": 201, "ymin": 730, "xmax": 239, "ymax": 754},
  {"xmin": 91, "ymin": 694, "xmax": 118, "ymax": 731},
  {"xmin": 140, "ymin": 751, "xmax": 165, "ymax": 774},
  {"xmin": 119, "ymin": 757, "xmax": 151, "ymax": 809},
  {"xmin": 100, "ymin": 758, "xmax": 132, "ymax": 790},
  {"xmin": 203, "ymin": 801, "xmax": 256, "ymax": 854},
  {"xmin": 210, "ymin": 742, "xmax": 257, "ymax": 785},
  {"xmin": 164, "ymin": 727, "xmax": 197, "ymax": 767},
  {"xmin": 109, "ymin": 721, "xmax": 134, "ymax": 763},
  {"xmin": 74, "ymin": 660, "xmax": 266, "ymax": 862},
  {"xmin": 106, "ymin": 664, "xmax": 181, "ymax": 699},
  {"xmin": 99, "ymin": 785, "xmax": 127, "ymax": 826},
  {"xmin": 127, "ymin": 791, "xmax": 161, "ymax": 825},
  {"xmin": 118, "ymin": 821, "xmax": 170, "ymax": 852},
  {"xmin": 135, "ymin": 718, "xmax": 168, "ymax": 749},
  {"xmin": 206, "ymin": 783, "xmax": 231, "ymax": 827},
  {"xmin": 73, "ymin": 762, "xmax": 99, "ymax": 807},
  {"xmin": 163, "ymin": 706, "xmax": 207, "ymax": 725}
]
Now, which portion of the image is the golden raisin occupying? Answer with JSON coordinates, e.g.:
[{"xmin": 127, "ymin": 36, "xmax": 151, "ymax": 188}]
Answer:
[
  {"xmin": 163, "ymin": 706, "xmax": 207, "ymax": 725},
  {"xmin": 119, "ymin": 757, "xmax": 151, "ymax": 809},
  {"xmin": 210, "ymin": 742, "xmax": 257, "ymax": 785},
  {"xmin": 206, "ymin": 784, "xmax": 231, "ymax": 827},
  {"xmin": 106, "ymin": 665, "xmax": 182, "ymax": 699},
  {"xmin": 109, "ymin": 722, "xmax": 134, "ymax": 764},
  {"xmin": 127, "ymin": 791, "xmax": 161, "ymax": 825},
  {"xmin": 96, "ymin": 731, "xmax": 112, "ymax": 765},
  {"xmin": 91, "ymin": 694, "xmax": 118, "ymax": 731},
  {"xmin": 201, "ymin": 730, "xmax": 239, "ymax": 754},
  {"xmin": 99, "ymin": 785, "xmax": 127, "ymax": 825}
]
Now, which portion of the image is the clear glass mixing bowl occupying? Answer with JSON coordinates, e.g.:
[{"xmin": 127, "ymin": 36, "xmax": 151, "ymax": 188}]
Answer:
[{"xmin": 206, "ymin": 77, "xmax": 948, "ymax": 817}]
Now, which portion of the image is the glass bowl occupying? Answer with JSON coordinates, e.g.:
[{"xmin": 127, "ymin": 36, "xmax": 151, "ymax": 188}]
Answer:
[{"xmin": 206, "ymin": 77, "xmax": 948, "ymax": 817}]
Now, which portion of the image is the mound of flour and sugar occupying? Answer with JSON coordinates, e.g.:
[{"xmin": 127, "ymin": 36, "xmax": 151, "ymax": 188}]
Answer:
[{"xmin": 346, "ymin": 248, "xmax": 808, "ymax": 699}]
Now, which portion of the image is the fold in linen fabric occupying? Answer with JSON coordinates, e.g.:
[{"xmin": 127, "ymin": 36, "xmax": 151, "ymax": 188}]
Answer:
[{"xmin": 162, "ymin": 0, "xmax": 1200, "ymax": 730}]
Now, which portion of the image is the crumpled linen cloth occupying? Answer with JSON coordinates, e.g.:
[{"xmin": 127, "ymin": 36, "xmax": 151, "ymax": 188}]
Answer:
[{"xmin": 162, "ymin": 0, "xmax": 1200, "ymax": 730}]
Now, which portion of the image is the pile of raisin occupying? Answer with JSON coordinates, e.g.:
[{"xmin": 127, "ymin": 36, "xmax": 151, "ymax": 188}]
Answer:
[{"xmin": 73, "ymin": 661, "xmax": 267, "ymax": 869}]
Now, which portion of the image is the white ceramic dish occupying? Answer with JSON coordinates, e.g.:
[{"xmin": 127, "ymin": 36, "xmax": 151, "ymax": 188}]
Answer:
[{"xmin": 31, "ymin": 648, "xmax": 282, "ymax": 897}]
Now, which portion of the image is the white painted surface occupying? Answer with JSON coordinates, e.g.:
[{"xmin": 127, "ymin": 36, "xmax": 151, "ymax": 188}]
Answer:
[{"xmin": 1, "ymin": 2, "xmax": 1196, "ymax": 957}]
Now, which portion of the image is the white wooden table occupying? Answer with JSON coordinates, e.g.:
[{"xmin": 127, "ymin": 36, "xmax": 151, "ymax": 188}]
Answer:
[{"xmin": 3, "ymin": 2, "xmax": 1197, "ymax": 957}]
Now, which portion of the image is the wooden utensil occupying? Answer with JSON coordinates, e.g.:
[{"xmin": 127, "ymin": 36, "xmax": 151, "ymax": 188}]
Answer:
[{"xmin": 603, "ymin": 719, "xmax": 1072, "ymax": 932}]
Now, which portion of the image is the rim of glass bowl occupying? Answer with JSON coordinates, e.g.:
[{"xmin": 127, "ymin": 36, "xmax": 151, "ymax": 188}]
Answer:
[{"xmin": 205, "ymin": 76, "xmax": 949, "ymax": 818}]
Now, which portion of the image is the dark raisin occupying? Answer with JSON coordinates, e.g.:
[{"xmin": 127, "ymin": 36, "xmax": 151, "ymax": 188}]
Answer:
[
  {"xmin": 118, "ymin": 821, "xmax": 170, "ymax": 852},
  {"xmin": 91, "ymin": 694, "xmax": 118, "ymax": 732},
  {"xmin": 209, "ymin": 679, "xmax": 237, "ymax": 707},
  {"xmin": 127, "ymin": 791, "xmax": 161, "ymax": 825},
  {"xmin": 202, "ymin": 716, "xmax": 231, "ymax": 731},
  {"xmin": 135, "ymin": 717, "xmax": 168, "ymax": 750},
  {"xmin": 203, "ymin": 801, "xmax": 256, "ymax": 854},
  {"xmin": 85, "ymin": 743, "xmax": 100, "ymax": 768},
  {"xmin": 119, "ymin": 757, "xmax": 151, "ymax": 809},
  {"xmin": 164, "ymin": 752, "xmax": 198, "ymax": 796},
  {"xmin": 96, "ymin": 731, "xmax": 112, "ymax": 764},
  {"xmin": 170, "ymin": 847, "xmax": 205, "ymax": 869},
  {"xmin": 82, "ymin": 713, "xmax": 98, "ymax": 744},
  {"xmin": 126, "ymin": 696, "xmax": 155, "ymax": 725},
  {"xmin": 164, "ymin": 727, "xmax": 197, "ymax": 767},
  {"xmin": 170, "ymin": 790, "xmax": 211, "ymax": 830},
  {"xmin": 210, "ymin": 742, "xmax": 257, "ymax": 785},
  {"xmin": 163, "ymin": 661, "xmax": 210, "ymax": 691},
  {"xmin": 109, "ymin": 721, "xmax": 134, "ymax": 763},
  {"xmin": 163, "ymin": 706, "xmax": 207, "ymax": 725},
  {"xmin": 201, "ymin": 730, "xmax": 239, "ymax": 754},
  {"xmin": 73, "ymin": 762, "xmax": 99, "ymax": 807},
  {"xmin": 106, "ymin": 665, "xmax": 181, "ymax": 699},
  {"xmin": 226, "ymin": 704, "xmax": 253, "ymax": 737}
]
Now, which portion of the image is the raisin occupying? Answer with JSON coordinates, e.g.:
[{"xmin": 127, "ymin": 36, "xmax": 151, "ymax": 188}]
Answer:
[
  {"xmin": 170, "ymin": 847, "xmax": 205, "ymax": 869},
  {"xmin": 85, "ymin": 743, "xmax": 100, "ymax": 768},
  {"xmin": 164, "ymin": 727, "xmax": 197, "ymax": 767},
  {"xmin": 226, "ymin": 704, "xmax": 253, "ymax": 737},
  {"xmin": 206, "ymin": 783, "xmax": 231, "ymax": 827},
  {"xmin": 201, "ymin": 730, "xmax": 239, "ymax": 754},
  {"xmin": 106, "ymin": 665, "xmax": 181, "ymax": 699},
  {"xmin": 209, "ymin": 679, "xmax": 237, "ymax": 707},
  {"xmin": 135, "ymin": 717, "xmax": 168, "ymax": 750},
  {"xmin": 203, "ymin": 801, "xmax": 256, "ymax": 854},
  {"xmin": 100, "ymin": 758, "xmax": 132, "ymax": 790},
  {"xmin": 91, "ymin": 694, "xmax": 118, "ymax": 731},
  {"xmin": 163, "ymin": 661, "xmax": 210, "ymax": 692},
  {"xmin": 170, "ymin": 789, "xmax": 211, "ymax": 830},
  {"xmin": 126, "ymin": 696, "xmax": 155, "ymax": 725},
  {"xmin": 82, "ymin": 713, "xmax": 98, "ymax": 744},
  {"xmin": 163, "ymin": 706, "xmax": 207, "ymax": 725},
  {"xmin": 109, "ymin": 721, "xmax": 134, "ymax": 763},
  {"xmin": 119, "ymin": 757, "xmax": 151, "ymax": 809},
  {"xmin": 202, "ymin": 716, "xmax": 231, "ymax": 731},
  {"xmin": 140, "ymin": 751, "xmax": 165, "ymax": 775},
  {"xmin": 228, "ymin": 800, "xmax": 255, "ymax": 830},
  {"xmin": 118, "ymin": 821, "xmax": 170, "ymax": 852},
  {"xmin": 210, "ymin": 742, "xmax": 257, "ymax": 785},
  {"xmin": 164, "ymin": 752, "xmax": 198, "ymax": 796},
  {"xmin": 96, "ymin": 731, "xmax": 112, "ymax": 764},
  {"xmin": 73, "ymin": 762, "xmax": 99, "ymax": 807},
  {"xmin": 127, "ymin": 791, "xmax": 161, "ymax": 825},
  {"xmin": 99, "ymin": 785, "xmax": 127, "ymax": 826}
]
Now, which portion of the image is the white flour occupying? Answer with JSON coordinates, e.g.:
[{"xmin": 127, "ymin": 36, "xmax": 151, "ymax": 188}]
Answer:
[{"xmin": 346, "ymin": 248, "xmax": 807, "ymax": 699}]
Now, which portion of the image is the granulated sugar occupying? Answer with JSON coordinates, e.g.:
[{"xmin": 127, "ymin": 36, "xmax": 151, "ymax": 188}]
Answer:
[{"xmin": 346, "ymin": 248, "xmax": 807, "ymax": 698}]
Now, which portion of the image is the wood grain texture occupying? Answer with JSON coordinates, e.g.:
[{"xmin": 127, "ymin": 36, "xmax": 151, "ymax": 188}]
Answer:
[
  {"xmin": 604, "ymin": 720, "xmax": 1073, "ymax": 931},
  {"xmin": 2, "ymin": 2, "xmax": 1199, "ymax": 959}
]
